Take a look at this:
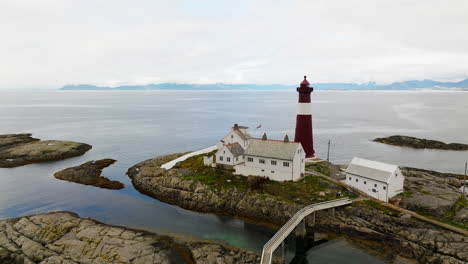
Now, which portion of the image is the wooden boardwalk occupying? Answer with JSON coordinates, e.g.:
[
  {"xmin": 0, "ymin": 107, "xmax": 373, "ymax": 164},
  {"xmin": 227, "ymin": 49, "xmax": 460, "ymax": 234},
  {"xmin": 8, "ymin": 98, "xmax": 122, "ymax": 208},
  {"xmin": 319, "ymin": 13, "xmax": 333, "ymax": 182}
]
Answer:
[{"xmin": 260, "ymin": 198, "xmax": 353, "ymax": 264}]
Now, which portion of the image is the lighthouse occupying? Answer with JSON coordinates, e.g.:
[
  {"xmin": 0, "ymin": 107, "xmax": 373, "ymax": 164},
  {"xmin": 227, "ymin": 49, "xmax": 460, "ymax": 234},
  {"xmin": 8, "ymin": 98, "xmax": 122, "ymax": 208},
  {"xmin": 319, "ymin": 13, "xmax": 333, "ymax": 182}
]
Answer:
[{"xmin": 294, "ymin": 76, "xmax": 315, "ymax": 158}]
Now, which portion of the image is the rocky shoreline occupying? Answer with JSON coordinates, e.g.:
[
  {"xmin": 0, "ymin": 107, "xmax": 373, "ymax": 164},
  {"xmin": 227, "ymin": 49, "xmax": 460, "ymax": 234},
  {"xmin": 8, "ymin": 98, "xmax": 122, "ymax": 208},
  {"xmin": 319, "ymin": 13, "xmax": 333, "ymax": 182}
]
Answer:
[
  {"xmin": 0, "ymin": 212, "xmax": 261, "ymax": 264},
  {"xmin": 0, "ymin": 134, "xmax": 92, "ymax": 168},
  {"xmin": 127, "ymin": 153, "xmax": 468, "ymax": 264},
  {"xmin": 373, "ymin": 135, "xmax": 468, "ymax": 150},
  {"xmin": 54, "ymin": 159, "xmax": 124, "ymax": 190}
]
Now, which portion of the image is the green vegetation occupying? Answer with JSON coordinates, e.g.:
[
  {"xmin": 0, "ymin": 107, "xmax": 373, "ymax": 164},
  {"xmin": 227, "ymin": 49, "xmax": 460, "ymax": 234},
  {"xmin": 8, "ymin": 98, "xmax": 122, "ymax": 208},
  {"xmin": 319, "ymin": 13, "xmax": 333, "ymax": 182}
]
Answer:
[
  {"xmin": 362, "ymin": 200, "xmax": 399, "ymax": 216},
  {"xmin": 398, "ymin": 191, "xmax": 414, "ymax": 198},
  {"xmin": 175, "ymin": 154, "xmax": 357, "ymax": 204},
  {"xmin": 419, "ymin": 197, "xmax": 467, "ymax": 230},
  {"xmin": 306, "ymin": 162, "xmax": 332, "ymax": 176}
]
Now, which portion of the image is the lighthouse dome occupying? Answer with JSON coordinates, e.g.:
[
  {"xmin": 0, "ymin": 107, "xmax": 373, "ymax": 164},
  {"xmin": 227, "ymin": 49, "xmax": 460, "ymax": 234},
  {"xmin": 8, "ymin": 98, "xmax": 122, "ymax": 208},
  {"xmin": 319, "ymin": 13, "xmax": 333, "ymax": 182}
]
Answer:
[{"xmin": 300, "ymin": 76, "xmax": 310, "ymax": 87}]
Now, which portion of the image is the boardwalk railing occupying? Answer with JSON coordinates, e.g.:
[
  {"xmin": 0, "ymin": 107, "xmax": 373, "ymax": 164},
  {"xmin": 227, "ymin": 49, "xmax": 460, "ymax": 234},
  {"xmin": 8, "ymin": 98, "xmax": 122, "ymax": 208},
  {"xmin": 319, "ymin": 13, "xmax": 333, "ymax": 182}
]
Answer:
[{"xmin": 260, "ymin": 198, "xmax": 352, "ymax": 264}]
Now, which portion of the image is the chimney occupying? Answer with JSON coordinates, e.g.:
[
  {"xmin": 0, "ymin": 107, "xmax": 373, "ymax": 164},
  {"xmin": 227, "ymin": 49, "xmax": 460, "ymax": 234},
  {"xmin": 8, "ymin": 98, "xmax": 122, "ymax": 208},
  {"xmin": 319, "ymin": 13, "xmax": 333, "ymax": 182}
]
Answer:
[
  {"xmin": 233, "ymin": 124, "xmax": 239, "ymax": 129},
  {"xmin": 262, "ymin": 133, "xmax": 267, "ymax": 140},
  {"xmin": 283, "ymin": 135, "xmax": 289, "ymax": 142}
]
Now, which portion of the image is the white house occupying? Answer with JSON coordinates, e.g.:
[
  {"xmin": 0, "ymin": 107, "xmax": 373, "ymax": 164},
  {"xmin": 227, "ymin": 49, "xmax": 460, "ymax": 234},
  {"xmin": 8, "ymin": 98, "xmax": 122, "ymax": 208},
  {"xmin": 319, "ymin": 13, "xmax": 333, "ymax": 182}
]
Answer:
[
  {"xmin": 345, "ymin": 157, "xmax": 405, "ymax": 202},
  {"xmin": 234, "ymin": 134, "xmax": 306, "ymax": 182},
  {"xmin": 205, "ymin": 124, "xmax": 306, "ymax": 181},
  {"xmin": 215, "ymin": 142, "xmax": 245, "ymax": 168}
]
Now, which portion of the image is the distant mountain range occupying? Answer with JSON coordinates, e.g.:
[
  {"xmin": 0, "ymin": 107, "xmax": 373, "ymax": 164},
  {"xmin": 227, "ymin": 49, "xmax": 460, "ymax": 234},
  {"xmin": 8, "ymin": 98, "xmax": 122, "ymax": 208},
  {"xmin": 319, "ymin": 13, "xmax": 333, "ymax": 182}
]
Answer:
[{"xmin": 61, "ymin": 79, "xmax": 468, "ymax": 91}]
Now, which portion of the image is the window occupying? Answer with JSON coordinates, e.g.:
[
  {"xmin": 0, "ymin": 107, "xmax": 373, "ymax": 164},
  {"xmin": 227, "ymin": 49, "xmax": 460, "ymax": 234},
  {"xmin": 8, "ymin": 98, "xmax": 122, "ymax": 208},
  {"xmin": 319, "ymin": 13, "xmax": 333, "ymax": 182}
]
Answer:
[
  {"xmin": 247, "ymin": 157, "xmax": 253, "ymax": 162},
  {"xmin": 356, "ymin": 179, "xmax": 358, "ymax": 182},
  {"xmin": 261, "ymin": 169, "xmax": 265, "ymax": 172},
  {"xmin": 227, "ymin": 157, "xmax": 231, "ymax": 162},
  {"xmin": 259, "ymin": 159, "xmax": 265, "ymax": 164},
  {"xmin": 223, "ymin": 151, "xmax": 225, "ymax": 154},
  {"xmin": 302, "ymin": 159, "xmax": 304, "ymax": 163},
  {"xmin": 271, "ymin": 160, "xmax": 277, "ymax": 165},
  {"xmin": 219, "ymin": 156, "xmax": 223, "ymax": 161},
  {"xmin": 349, "ymin": 177, "xmax": 352, "ymax": 180},
  {"xmin": 271, "ymin": 171, "xmax": 275, "ymax": 173},
  {"xmin": 372, "ymin": 189, "xmax": 377, "ymax": 193},
  {"xmin": 374, "ymin": 184, "xmax": 377, "ymax": 188},
  {"xmin": 231, "ymin": 135, "xmax": 234, "ymax": 138},
  {"xmin": 383, "ymin": 186, "xmax": 386, "ymax": 190},
  {"xmin": 236, "ymin": 157, "xmax": 238, "ymax": 161},
  {"xmin": 364, "ymin": 181, "xmax": 367, "ymax": 185},
  {"xmin": 283, "ymin": 162, "xmax": 290, "ymax": 167}
]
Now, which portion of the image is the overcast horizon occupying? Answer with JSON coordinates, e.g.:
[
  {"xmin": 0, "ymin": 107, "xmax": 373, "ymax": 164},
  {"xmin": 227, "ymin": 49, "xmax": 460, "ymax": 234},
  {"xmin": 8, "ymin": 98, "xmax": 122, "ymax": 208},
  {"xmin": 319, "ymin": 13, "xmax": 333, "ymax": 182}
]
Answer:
[{"xmin": 1, "ymin": 0, "xmax": 468, "ymax": 90}]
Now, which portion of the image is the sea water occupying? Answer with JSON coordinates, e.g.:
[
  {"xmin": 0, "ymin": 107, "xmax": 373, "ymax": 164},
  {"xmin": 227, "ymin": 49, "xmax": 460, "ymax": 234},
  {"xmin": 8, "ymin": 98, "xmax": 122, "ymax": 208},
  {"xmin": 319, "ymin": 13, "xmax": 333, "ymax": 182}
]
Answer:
[{"xmin": 1, "ymin": 90, "xmax": 467, "ymax": 263}]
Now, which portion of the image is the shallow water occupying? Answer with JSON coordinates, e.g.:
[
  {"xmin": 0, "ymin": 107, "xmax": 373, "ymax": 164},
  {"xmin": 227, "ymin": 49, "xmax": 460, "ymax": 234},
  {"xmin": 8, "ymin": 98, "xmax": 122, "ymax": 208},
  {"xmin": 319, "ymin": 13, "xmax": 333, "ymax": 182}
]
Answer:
[{"xmin": 1, "ymin": 90, "xmax": 467, "ymax": 262}]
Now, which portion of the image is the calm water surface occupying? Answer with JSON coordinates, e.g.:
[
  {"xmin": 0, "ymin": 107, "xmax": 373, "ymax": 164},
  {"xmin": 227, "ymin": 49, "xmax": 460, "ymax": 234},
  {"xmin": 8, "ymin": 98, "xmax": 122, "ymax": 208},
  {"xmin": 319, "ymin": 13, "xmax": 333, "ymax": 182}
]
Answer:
[{"xmin": 1, "ymin": 90, "xmax": 467, "ymax": 263}]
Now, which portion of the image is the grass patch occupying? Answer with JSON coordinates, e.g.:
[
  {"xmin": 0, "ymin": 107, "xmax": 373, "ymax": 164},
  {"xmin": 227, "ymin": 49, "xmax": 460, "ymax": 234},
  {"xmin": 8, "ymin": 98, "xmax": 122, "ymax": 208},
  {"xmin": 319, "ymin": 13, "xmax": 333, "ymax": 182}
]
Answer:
[
  {"xmin": 430, "ymin": 197, "xmax": 467, "ymax": 230},
  {"xmin": 306, "ymin": 162, "xmax": 332, "ymax": 176},
  {"xmin": 363, "ymin": 200, "xmax": 399, "ymax": 216},
  {"xmin": 176, "ymin": 154, "xmax": 250, "ymax": 191},
  {"xmin": 175, "ymin": 154, "xmax": 357, "ymax": 204},
  {"xmin": 399, "ymin": 191, "xmax": 414, "ymax": 198}
]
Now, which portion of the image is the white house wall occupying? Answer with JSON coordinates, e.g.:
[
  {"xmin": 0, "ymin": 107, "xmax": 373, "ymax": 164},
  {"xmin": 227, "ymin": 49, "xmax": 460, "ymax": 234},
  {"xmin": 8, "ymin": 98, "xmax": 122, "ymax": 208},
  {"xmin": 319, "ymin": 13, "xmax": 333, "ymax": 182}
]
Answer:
[
  {"xmin": 217, "ymin": 130, "xmax": 249, "ymax": 150},
  {"xmin": 293, "ymin": 145, "xmax": 306, "ymax": 180},
  {"xmin": 387, "ymin": 168, "xmax": 405, "ymax": 198},
  {"xmin": 216, "ymin": 148, "xmax": 235, "ymax": 166},
  {"xmin": 235, "ymin": 155, "xmax": 297, "ymax": 181},
  {"xmin": 216, "ymin": 145, "xmax": 244, "ymax": 166},
  {"xmin": 345, "ymin": 174, "xmax": 389, "ymax": 201}
]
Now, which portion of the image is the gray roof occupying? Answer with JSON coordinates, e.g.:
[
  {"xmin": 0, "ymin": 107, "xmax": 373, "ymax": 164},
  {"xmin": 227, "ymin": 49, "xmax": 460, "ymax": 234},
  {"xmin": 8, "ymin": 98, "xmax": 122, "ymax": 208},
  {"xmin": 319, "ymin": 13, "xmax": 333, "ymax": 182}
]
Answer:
[
  {"xmin": 234, "ymin": 129, "xmax": 252, "ymax": 141},
  {"xmin": 225, "ymin": 143, "xmax": 244, "ymax": 157},
  {"xmin": 244, "ymin": 139, "xmax": 300, "ymax": 161},
  {"xmin": 346, "ymin": 157, "xmax": 398, "ymax": 183}
]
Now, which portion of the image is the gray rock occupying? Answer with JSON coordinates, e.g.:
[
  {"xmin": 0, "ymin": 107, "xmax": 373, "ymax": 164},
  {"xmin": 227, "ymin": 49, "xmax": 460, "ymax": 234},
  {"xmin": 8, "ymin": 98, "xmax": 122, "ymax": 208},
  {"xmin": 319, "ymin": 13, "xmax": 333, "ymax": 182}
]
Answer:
[
  {"xmin": 454, "ymin": 207, "xmax": 468, "ymax": 224},
  {"xmin": 399, "ymin": 167, "xmax": 466, "ymax": 221},
  {"xmin": 54, "ymin": 159, "xmax": 124, "ymax": 190},
  {"xmin": 0, "ymin": 212, "xmax": 260, "ymax": 264},
  {"xmin": 0, "ymin": 134, "xmax": 92, "ymax": 168}
]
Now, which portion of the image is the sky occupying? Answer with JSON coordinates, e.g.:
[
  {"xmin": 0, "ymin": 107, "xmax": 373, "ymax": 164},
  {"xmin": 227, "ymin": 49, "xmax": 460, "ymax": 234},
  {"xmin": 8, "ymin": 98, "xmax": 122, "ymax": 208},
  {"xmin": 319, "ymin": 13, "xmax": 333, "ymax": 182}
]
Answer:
[{"xmin": 1, "ymin": 0, "xmax": 468, "ymax": 89}]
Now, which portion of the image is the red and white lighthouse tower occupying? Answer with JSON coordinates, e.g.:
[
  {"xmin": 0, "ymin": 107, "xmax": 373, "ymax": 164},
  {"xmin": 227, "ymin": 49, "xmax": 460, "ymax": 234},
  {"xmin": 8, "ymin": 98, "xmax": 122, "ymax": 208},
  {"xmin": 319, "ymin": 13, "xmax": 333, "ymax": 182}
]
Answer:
[{"xmin": 294, "ymin": 76, "xmax": 315, "ymax": 158}]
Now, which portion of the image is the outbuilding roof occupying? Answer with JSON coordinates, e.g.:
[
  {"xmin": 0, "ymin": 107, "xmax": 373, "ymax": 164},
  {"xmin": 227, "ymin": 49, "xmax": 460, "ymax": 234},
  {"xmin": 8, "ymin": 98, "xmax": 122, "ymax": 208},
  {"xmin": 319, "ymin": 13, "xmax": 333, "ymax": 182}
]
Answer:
[
  {"xmin": 244, "ymin": 139, "xmax": 301, "ymax": 161},
  {"xmin": 225, "ymin": 143, "xmax": 244, "ymax": 157},
  {"xmin": 346, "ymin": 157, "xmax": 398, "ymax": 183}
]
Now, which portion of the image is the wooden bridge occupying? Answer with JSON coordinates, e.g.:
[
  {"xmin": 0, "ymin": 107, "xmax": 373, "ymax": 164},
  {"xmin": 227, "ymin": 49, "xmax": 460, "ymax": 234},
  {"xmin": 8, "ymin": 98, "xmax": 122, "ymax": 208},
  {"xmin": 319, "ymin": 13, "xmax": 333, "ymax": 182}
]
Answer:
[{"xmin": 260, "ymin": 198, "xmax": 353, "ymax": 264}]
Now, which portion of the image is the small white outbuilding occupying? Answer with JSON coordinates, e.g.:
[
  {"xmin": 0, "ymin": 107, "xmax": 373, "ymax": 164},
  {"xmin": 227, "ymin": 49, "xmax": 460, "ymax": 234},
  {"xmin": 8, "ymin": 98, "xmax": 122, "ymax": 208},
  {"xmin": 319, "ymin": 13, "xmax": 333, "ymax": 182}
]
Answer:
[{"xmin": 345, "ymin": 157, "xmax": 405, "ymax": 202}]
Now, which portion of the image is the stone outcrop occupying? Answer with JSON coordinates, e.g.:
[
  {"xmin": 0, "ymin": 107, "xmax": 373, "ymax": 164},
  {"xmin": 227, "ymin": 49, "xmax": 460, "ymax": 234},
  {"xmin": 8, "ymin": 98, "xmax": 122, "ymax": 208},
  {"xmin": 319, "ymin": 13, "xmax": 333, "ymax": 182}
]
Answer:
[
  {"xmin": 0, "ymin": 134, "xmax": 92, "ymax": 168},
  {"xmin": 373, "ymin": 135, "xmax": 468, "ymax": 150},
  {"xmin": 0, "ymin": 212, "xmax": 260, "ymax": 264},
  {"xmin": 127, "ymin": 153, "xmax": 468, "ymax": 264},
  {"xmin": 54, "ymin": 159, "xmax": 124, "ymax": 190},
  {"xmin": 397, "ymin": 167, "xmax": 466, "ymax": 222}
]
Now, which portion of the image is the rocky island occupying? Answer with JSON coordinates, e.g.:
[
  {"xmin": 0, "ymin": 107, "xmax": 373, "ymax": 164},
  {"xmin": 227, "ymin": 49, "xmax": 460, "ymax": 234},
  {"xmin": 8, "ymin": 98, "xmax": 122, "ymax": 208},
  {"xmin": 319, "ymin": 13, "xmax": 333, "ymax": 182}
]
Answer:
[
  {"xmin": 0, "ymin": 211, "xmax": 260, "ymax": 264},
  {"xmin": 127, "ymin": 153, "xmax": 467, "ymax": 264},
  {"xmin": 373, "ymin": 135, "xmax": 468, "ymax": 150},
  {"xmin": 0, "ymin": 134, "xmax": 92, "ymax": 168},
  {"xmin": 54, "ymin": 159, "xmax": 124, "ymax": 190}
]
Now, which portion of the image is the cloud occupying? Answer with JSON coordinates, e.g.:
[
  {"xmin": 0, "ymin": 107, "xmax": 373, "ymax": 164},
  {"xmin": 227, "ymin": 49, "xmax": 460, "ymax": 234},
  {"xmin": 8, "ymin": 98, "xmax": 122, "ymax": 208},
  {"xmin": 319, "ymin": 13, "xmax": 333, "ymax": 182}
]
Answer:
[{"xmin": 0, "ymin": 0, "xmax": 467, "ymax": 89}]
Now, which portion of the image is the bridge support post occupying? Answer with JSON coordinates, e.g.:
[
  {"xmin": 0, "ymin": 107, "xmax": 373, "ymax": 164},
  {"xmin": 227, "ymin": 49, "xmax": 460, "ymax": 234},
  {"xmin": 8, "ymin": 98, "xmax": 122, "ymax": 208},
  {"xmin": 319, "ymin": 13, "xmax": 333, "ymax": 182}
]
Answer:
[
  {"xmin": 280, "ymin": 240, "xmax": 286, "ymax": 263},
  {"xmin": 295, "ymin": 219, "xmax": 307, "ymax": 238},
  {"xmin": 329, "ymin": 208, "xmax": 335, "ymax": 217}
]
